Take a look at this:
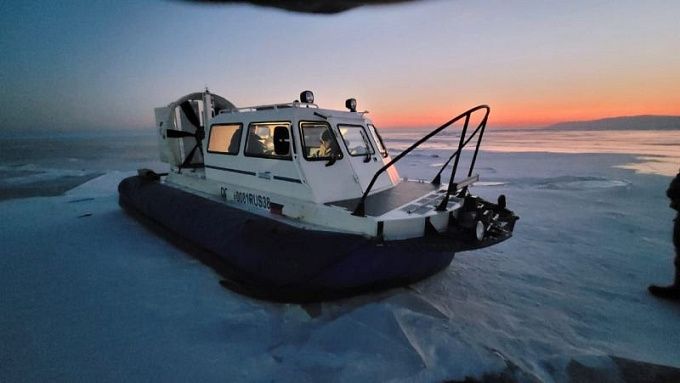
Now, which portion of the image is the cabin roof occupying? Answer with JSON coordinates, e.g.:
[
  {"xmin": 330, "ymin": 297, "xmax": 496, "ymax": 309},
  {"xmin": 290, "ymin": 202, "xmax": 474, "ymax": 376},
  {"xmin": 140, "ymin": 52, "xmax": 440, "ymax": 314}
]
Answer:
[{"xmin": 216, "ymin": 102, "xmax": 369, "ymax": 123}]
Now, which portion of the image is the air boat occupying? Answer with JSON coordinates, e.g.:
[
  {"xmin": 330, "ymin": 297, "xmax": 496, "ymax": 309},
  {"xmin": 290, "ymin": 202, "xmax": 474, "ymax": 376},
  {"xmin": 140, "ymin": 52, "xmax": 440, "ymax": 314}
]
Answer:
[{"xmin": 118, "ymin": 90, "xmax": 518, "ymax": 301}]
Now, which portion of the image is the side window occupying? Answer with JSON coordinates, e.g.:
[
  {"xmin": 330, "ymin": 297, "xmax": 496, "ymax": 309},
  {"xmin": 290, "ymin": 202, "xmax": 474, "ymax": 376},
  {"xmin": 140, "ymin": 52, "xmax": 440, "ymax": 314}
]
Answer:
[
  {"xmin": 207, "ymin": 123, "xmax": 242, "ymax": 155},
  {"xmin": 300, "ymin": 122, "xmax": 343, "ymax": 161},
  {"xmin": 367, "ymin": 124, "xmax": 388, "ymax": 157},
  {"xmin": 244, "ymin": 122, "xmax": 292, "ymax": 160},
  {"xmin": 338, "ymin": 125, "xmax": 374, "ymax": 156}
]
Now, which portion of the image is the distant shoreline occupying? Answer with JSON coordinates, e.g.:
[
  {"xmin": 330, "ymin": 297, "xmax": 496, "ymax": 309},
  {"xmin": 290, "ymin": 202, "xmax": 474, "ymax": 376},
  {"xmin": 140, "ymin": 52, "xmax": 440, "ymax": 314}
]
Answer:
[
  {"xmin": 0, "ymin": 129, "xmax": 155, "ymax": 140},
  {"xmin": 541, "ymin": 115, "xmax": 680, "ymax": 131}
]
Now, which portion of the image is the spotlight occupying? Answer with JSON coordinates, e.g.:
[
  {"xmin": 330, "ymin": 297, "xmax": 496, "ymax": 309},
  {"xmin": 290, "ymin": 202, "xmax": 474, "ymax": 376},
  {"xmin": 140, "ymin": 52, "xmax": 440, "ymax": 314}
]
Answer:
[
  {"xmin": 300, "ymin": 90, "xmax": 314, "ymax": 104},
  {"xmin": 345, "ymin": 98, "xmax": 357, "ymax": 112}
]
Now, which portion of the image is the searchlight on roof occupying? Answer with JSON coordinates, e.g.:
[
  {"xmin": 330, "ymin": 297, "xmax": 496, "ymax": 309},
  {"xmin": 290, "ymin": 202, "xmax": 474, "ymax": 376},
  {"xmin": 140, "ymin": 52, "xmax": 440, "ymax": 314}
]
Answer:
[{"xmin": 300, "ymin": 90, "xmax": 314, "ymax": 104}]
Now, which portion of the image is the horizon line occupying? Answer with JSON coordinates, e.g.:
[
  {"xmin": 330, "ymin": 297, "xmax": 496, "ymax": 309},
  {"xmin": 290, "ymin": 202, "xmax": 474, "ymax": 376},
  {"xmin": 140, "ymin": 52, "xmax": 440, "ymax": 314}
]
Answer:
[{"xmin": 2, "ymin": 112, "xmax": 679, "ymax": 137}]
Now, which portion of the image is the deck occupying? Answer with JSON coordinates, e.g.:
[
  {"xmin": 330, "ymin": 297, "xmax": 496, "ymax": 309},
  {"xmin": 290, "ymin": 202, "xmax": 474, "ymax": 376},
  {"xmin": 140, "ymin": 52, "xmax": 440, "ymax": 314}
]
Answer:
[{"xmin": 327, "ymin": 180, "xmax": 439, "ymax": 217}]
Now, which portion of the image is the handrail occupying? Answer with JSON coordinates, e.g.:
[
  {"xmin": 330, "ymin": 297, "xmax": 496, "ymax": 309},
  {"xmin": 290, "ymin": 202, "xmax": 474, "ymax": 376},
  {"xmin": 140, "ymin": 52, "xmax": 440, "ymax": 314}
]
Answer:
[
  {"xmin": 352, "ymin": 105, "xmax": 490, "ymax": 216},
  {"xmin": 221, "ymin": 102, "xmax": 319, "ymax": 113}
]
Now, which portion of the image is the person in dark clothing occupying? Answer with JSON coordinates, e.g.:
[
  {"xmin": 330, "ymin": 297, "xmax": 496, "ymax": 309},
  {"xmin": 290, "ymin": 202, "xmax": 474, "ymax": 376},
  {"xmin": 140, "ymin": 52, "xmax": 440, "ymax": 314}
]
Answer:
[{"xmin": 648, "ymin": 168, "xmax": 680, "ymax": 300}]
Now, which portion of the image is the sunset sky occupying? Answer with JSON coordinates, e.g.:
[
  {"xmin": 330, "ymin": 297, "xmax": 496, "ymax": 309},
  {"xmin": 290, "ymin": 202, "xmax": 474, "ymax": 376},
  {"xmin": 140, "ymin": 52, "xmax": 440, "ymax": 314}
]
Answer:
[{"xmin": 1, "ymin": 0, "xmax": 679, "ymax": 132}]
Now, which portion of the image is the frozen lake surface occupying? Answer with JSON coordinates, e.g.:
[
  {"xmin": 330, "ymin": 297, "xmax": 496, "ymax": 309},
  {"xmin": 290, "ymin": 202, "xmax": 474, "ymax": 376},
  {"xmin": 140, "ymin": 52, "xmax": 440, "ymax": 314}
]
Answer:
[{"xmin": 1, "ymin": 129, "xmax": 679, "ymax": 382}]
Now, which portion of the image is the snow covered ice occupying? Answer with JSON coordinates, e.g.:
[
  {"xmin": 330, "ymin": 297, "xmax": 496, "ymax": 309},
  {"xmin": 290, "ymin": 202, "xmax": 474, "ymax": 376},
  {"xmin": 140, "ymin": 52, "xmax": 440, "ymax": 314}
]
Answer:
[{"xmin": 1, "ymin": 130, "xmax": 679, "ymax": 382}]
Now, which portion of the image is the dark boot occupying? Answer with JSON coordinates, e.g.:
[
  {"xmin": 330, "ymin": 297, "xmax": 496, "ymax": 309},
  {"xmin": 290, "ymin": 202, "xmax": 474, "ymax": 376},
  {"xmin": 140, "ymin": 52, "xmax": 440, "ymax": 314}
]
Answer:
[
  {"xmin": 648, "ymin": 284, "xmax": 680, "ymax": 300},
  {"xmin": 657, "ymin": 242, "xmax": 680, "ymax": 299},
  {"xmin": 675, "ymin": 249, "xmax": 680, "ymax": 287}
]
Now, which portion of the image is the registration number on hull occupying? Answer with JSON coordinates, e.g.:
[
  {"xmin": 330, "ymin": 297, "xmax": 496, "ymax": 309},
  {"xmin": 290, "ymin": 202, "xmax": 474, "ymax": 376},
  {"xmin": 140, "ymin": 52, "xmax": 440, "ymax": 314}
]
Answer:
[{"xmin": 221, "ymin": 187, "xmax": 271, "ymax": 210}]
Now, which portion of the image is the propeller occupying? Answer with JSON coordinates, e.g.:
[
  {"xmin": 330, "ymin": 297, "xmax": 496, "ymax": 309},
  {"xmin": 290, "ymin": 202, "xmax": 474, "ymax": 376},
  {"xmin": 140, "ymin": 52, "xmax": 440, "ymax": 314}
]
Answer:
[
  {"xmin": 165, "ymin": 129, "xmax": 195, "ymax": 138},
  {"xmin": 165, "ymin": 100, "xmax": 205, "ymax": 170}
]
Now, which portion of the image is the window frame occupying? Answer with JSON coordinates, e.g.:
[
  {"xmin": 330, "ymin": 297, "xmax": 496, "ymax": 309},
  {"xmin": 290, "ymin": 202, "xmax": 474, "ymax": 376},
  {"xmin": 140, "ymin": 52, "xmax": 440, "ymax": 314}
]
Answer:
[
  {"xmin": 337, "ymin": 124, "xmax": 375, "ymax": 157},
  {"xmin": 299, "ymin": 120, "xmax": 344, "ymax": 162},
  {"xmin": 207, "ymin": 123, "xmax": 243, "ymax": 156},
  {"xmin": 243, "ymin": 120, "xmax": 293, "ymax": 161},
  {"xmin": 367, "ymin": 124, "xmax": 388, "ymax": 158}
]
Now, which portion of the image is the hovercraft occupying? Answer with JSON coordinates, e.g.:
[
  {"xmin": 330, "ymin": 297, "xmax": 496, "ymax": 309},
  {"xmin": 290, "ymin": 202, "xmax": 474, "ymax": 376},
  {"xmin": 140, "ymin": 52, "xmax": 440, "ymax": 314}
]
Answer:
[{"xmin": 118, "ymin": 89, "xmax": 518, "ymax": 301}]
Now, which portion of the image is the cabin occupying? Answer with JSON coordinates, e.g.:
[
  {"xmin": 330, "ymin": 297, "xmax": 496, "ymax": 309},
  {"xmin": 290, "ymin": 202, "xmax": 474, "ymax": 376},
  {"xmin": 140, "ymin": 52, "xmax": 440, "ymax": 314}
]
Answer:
[{"xmin": 155, "ymin": 90, "xmax": 399, "ymax": 205}]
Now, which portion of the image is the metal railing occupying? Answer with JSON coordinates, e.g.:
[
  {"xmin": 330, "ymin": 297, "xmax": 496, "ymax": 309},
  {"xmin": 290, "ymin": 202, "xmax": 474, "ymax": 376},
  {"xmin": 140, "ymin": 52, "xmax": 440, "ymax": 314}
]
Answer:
[
  {"xmin": 352, "ymin": 105, "xmax": 490, "ymax": 216},
  {"xmin": 220, "ymin": 102, "xmax": 319, "ymax": 114}
]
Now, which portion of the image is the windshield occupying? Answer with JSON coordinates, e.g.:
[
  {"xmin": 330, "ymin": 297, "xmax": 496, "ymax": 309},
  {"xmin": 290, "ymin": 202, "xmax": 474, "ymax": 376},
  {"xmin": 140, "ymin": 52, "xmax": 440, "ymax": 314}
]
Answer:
[{"xmin": 338, "ymin": 125, "xmax": 374, "ymax": 156}]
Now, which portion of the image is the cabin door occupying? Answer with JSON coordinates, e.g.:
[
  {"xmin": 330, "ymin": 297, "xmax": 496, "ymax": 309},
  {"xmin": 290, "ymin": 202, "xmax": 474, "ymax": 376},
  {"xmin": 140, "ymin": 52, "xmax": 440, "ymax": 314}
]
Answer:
[
  {"xmin": 335, "ymin": 124, "xmax": 392, "ymax": 193},
  {"xmin": 298, "ymin": 121, "xmax": 363, "ymax": 202}
]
